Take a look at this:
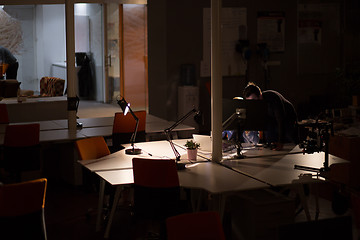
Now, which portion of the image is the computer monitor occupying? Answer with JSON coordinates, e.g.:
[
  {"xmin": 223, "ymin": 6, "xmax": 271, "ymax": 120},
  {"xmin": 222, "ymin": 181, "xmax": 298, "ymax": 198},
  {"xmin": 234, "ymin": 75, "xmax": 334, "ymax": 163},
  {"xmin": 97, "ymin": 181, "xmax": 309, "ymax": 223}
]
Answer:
[{"xmin": 222, "ymin": 98, "xmax": 268, "ymax": 131}]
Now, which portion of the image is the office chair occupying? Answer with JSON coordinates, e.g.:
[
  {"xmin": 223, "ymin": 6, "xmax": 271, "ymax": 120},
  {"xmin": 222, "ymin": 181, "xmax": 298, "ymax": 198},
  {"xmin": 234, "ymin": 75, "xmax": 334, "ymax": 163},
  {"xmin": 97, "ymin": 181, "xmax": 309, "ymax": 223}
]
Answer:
[
  {"xmin": 75, "ymin": 136, "xmax": 111, "ymax": 190},
  {"xmin": 132, "ymin": 158, "xmax": 183, "ymax": 239},
  {"xmin": 0, "ymin": 178, "xmax": 48, "ymax": 240},
  {"xmin": 0, "ymin": 104, "xmax": 9, "ymax": 124},
  {"xmin": 75, "ymin": 136, "xmax": 120, "ymax": 225},
  {"xmin": 75, "ymin": 136, "xmax": 111, "ymax": 161},
  {"xmin": 2, "ymin": 123, "xmax": 41, "ymax": 183},
  {"xmin": 166, "ymin": 211, "xmax": 226, "ymax": 240},
  {"xmin": 111, "ymin": 110, "xmax": 146, "ymax": 152}
]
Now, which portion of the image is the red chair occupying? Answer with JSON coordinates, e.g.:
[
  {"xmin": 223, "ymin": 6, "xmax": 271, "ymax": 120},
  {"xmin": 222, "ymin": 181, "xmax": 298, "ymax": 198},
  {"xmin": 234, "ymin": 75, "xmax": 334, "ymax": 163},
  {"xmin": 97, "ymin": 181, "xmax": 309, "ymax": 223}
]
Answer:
[
  {"xmin": 166, "ymin": 211, "xmax": 226, "ymax": 240},
  {"xmin": 132, "ymin": 158, "xmax": 182, "ymax": 238},
  {"xmin": 0, "ymin": 178, "xmax": 48, "ymax": 240},
  {"xmin": 0, "ymin": 104, "xmax": 9, "ymax": 124},
  {"xmin": 2, "ymin": 123, "xmax": 41, "ymax": 182},
  {"xmin": 111, "ymin": 111, "xmax": 146, "ymax": 152}
]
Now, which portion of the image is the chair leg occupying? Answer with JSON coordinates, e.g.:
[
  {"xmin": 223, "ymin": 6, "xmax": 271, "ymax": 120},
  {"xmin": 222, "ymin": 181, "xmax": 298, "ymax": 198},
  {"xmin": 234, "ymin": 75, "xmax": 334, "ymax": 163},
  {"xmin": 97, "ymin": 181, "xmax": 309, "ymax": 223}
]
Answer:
[{"xmin": 42, "ymin": 209, "xmax": 48, "ymax": 240}]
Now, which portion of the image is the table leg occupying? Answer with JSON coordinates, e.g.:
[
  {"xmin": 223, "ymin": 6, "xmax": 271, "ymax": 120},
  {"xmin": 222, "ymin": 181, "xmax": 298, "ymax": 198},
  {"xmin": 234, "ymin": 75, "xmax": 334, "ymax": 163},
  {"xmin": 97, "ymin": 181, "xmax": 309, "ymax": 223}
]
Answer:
[
  {"xmin": 296, "ymin": 184, "xmax": 311, "ymax": 221},
  {"xmin": 209, "ymin": 193, "xmax": 226, "ymax": 222},
  {"xmin": 104, "ymin": 186, "xmax": 123, "ymax": 239},
  {"xmin": 96, "ymin": 179, "xmax": 106, "ymax": 232}
]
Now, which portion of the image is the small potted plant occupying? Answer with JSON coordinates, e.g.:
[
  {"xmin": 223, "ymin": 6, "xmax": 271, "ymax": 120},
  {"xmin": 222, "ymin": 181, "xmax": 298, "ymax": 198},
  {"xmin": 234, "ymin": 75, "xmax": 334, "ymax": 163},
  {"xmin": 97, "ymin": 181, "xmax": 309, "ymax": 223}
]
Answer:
[{"xmin": 185, "ymin": 140, "xmax": 200, "ymax": 161}]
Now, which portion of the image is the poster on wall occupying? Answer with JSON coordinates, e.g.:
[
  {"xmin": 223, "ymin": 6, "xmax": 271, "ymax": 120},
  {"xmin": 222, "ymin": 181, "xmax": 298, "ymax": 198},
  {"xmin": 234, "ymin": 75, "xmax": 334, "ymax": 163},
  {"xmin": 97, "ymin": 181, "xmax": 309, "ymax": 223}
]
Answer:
[
  {"xmin": 257, "ymin": 11, "xmax": 285, "ymax": 52},
  {"xmin": 298, "ymin": 5, "xmax": 322, "ymax": 44},
  {"xmin": 201, "ymin": 8, "xmax": 247, "ymax": 77},
  {"xmin": 298, "ymin": 19, "xmax": 322, "ymax": 44}
]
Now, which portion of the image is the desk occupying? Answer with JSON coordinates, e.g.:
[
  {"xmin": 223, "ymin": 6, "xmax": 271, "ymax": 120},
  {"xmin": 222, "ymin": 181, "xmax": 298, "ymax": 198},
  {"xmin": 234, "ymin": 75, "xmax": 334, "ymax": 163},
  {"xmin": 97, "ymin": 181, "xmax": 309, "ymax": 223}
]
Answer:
[
  {"xmin": 79, "ymin": 140, "xmax": 190, "ymax": 172},
  {"xmin": 81, "ymin": 139, "xmax": 268, "ymax": 238},
  {"xmin": 221, "ymin": 144, "xmax": 349, "ymax": 221},
  {"xmin": 0, "ymin": 114, "xmax": 195, "ymax": 145},
  {"xmin": 2, "ymin": 96, "xmax": 68, "ymax": 122},
  {"xmin": 222, "ymin": 145, "xmax": 348, "ymax": 186},
  {"xmin": 83, "ymin": 141, "xmax": 349, "ymax": 238}
]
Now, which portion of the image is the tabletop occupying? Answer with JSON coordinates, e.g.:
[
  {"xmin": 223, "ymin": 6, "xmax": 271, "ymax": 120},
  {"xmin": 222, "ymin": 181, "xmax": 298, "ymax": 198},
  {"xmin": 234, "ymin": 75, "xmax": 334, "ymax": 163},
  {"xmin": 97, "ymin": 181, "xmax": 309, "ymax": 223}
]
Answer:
[{"xmin": 221, "ymin": 144, "xmax": 349, "ymax": 186}]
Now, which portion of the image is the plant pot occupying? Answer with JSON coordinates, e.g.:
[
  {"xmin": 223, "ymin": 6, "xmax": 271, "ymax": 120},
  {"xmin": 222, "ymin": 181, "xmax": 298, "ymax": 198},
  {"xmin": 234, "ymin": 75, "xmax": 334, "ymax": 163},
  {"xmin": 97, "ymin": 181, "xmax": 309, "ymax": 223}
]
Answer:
[{"xmin": 187, "ymin": 148, "xmax": 197, "ymax": 161}]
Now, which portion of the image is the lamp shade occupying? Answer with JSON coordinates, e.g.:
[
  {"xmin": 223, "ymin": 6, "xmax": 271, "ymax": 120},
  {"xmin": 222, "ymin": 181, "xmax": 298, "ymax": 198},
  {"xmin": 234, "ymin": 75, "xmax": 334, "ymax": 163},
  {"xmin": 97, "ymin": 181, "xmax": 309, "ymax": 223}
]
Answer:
[{"xmin": 118, "ymin": 97, "xmax": 130, "ymax": 115}]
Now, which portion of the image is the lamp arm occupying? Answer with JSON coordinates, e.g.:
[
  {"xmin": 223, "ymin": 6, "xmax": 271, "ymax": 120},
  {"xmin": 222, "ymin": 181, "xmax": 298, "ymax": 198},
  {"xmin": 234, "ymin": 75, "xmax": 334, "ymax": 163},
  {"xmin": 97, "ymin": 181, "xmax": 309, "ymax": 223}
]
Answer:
[
  {"xmin": 222, "ymin": 112, "xmax": 238, "ymax": 130},
  {"xmin": 128, "ymin": 107, "xmax": 139, "ymax": 148},
  {"xmin": 165, "ymin": 108, "xmax": 198, "ymax": 132},
  {"xmin": 164, "ymin": 108, "xmax": 199, "ymax": 161},
  {"xmin": 164, "ymin": 130, "xmax": 181, "ymax": 162}
]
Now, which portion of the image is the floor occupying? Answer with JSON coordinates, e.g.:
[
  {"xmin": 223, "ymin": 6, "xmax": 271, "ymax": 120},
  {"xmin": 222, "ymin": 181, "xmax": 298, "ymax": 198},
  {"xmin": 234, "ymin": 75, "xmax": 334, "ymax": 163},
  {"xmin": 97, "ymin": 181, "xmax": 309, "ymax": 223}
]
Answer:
[
  {"xmin": 44, "ymin": 101, "xmax": 359, "ymax": 240},
  {"xmin": 77, "ymin": 100, "xmax": 121, "ymax": 119},
  {"xmin": 44, "ymin": 179, "xmax": 359, "ymax": 240}
]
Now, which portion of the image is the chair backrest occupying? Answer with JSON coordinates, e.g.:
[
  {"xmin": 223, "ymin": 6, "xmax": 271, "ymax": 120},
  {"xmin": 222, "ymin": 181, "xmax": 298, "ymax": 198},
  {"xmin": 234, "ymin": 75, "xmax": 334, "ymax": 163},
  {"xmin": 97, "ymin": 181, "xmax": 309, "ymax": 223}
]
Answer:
[
  {"xmin": 75, "ymin": 136, "xmax": 110, "ymax": 160},
  {"xmin": 4, "ymin": 123, "xmax": 40, "ymax": 147},
  {"xmin": 3, "ymin": 123, "xmax": 41, "ymax": 180},
  {"xmin": 40, "ymin": 77, "xmax": 65, "ymax": 96},
  {"xmin": 0, "ymin": 104, "xmax": 9, "ymax": 124},
  {"xmin": 112, "ymin": 110, "xmax": 146, "ymax": 133},
  {"xmin": 112, "ymin": 111, "xmax": 146, "ymax": 148},
  {"xmin": 132, "ymin": 158, "xmax": 180, "ymax": 220},
  {"xmin": 0, "ymin": 178, "xmax": 47, "ymax": 216},
  {"xmin": 166, "ymin": 211, "xmax": 226, "ymax": 240},
  {"xmin": 132, "ymin": 158, "xmax": 179, "ymax": 188},
  {"xmin": 0, "ymin": 178, "xmax": 47, "ymax": 240}
]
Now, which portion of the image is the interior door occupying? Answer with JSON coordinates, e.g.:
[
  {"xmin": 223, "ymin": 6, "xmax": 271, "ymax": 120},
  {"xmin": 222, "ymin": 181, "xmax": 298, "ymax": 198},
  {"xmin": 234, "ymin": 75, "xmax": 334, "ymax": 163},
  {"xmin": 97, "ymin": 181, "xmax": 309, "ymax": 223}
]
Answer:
[
  {"xmin": 105, "ymin": 3, "xmax": 121, "ymax": 103},
  {"xmin": 100, "ymin": 3, "xmax": 148, "ymax": 108},
  {"xmin": 122, "ymin": 4, "xmax": 148, "ymax": 111}
]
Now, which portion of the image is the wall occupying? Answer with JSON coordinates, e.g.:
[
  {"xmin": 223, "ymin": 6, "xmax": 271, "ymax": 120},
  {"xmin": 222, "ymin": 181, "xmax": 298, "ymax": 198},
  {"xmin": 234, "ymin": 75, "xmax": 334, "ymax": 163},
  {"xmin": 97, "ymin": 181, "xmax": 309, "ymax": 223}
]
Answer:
[
  {"xmin": 3, "ymin": 4, "xmax": 103, "ymax": 100},
  {"xmin": 4, "ymin": 5, "xmax": 37, "ymax": 91},
  {"xmin": 148, "ymin": 0, "xmax": 360, "ymax": 133},
  {"xmin": 4, "ymin": 4, "xmax": 66, "ymax": 92},
  {"xmin": 37, "ymin": 5, "xmax": 66, "ymax": 80}
]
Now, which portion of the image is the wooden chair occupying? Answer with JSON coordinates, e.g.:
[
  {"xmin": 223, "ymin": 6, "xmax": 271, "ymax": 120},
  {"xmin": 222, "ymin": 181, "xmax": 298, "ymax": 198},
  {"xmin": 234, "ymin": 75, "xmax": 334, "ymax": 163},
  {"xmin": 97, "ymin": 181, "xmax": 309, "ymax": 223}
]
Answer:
[
  {"xmin": 0, "ymin": 104, "xmax": 9, "ymax": 124},
  {"xmin": 132, "ymin": 158, "xmax": 183, "ymax": 239},
  {"xmin": 111, "ymin": 110, "xmax": 146, "ymax": 152},
  {"xmin": 2, "ymin": 123, "xmax": 41, "ymax": 182},
  {"xmin": 0, "ymin": 178, "xmax": 48, "ymax": 240},
  {"xmin": 166, "ymin": 211, "xmax": 226, "ymax": 240}
]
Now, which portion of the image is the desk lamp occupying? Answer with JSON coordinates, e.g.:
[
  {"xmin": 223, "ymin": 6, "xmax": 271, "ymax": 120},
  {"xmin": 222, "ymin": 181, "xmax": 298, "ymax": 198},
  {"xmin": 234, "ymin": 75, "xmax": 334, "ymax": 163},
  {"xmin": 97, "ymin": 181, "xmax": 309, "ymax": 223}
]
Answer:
[
  {"xmin": 164, "ymin": 108, "xmax": 202, "ymax": 170},
  {"xmin": 117, "ymin": 97, "xmax": 141, "ymax": 155},
  {"xmin": 222, "ymin": 107, "xmax": 246, "ymax": 159}
]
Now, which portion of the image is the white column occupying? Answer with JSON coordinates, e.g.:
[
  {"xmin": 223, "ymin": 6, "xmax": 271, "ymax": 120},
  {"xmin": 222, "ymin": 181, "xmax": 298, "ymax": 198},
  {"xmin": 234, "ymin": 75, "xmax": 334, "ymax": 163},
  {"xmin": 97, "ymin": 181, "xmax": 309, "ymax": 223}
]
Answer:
[
  {"xmin": 65, "ymin": 0, "xmax": 77, "ymax": 132},
  {"xmin": 211, "ymin": 0, "xmax": 222, "ymax": 162}
]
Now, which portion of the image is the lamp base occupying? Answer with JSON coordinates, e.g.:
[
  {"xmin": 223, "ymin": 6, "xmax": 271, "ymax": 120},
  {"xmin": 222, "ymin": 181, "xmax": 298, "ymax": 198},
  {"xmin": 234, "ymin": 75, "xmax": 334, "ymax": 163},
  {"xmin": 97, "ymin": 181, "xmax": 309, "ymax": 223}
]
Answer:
[
  {"xmin": 125, "ymin": 148, "xmax": 142, "ymax": 155},
  {"xmin": 176, "ymin": 162, "xmax": 186, "ymax": 170}
]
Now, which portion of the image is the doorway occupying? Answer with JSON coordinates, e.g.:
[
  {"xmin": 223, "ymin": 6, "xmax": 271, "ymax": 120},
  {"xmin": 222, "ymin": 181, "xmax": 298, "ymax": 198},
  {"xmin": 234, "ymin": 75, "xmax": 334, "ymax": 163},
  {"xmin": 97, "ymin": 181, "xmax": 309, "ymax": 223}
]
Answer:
[{"xmin": 105, "ymin": 3, "xmax": 148, "ymax": 111}]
